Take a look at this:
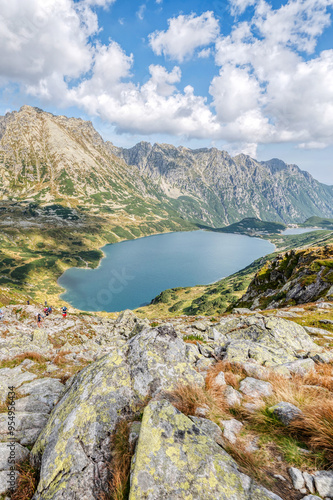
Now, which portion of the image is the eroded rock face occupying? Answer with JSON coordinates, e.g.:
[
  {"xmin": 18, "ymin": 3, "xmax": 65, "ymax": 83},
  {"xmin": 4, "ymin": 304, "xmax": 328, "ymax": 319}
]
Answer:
[
  {"xmin": 31, "ymin": 326, "xmax": 204, "ymax": 500},
  {"xmin": 129, "ymin": 399, "xmax": 282, "ymax": 500}
]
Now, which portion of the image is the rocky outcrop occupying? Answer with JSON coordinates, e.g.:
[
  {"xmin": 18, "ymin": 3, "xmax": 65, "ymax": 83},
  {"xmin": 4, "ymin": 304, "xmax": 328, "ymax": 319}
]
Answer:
[
  {"xmin": 31, "ymin": 325, "xmax": 203, "ymax": 499},
  {"xmin": 129, "ymin": 399, "xmax": 282, "ymax": 500},
  {"xmin": 237, "ymin": 245, "xmax": 333, "ymax": 310},
  {"xmin": 0, "ymin": 306, "xmax": 332, "ymax": 499},
  {"xmin": 211, "ymin": 314, "xmax": 322, "ymax": 367}
]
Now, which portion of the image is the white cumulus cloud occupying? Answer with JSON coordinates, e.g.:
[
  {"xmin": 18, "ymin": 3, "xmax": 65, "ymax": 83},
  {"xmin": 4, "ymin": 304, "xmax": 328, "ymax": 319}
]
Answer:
[
  {"xmin": 211, "ymin": 0, "xmax": 333, "ymax": 147},
  {"xmin": 149, "ymin": 11, "xmax": 220, "ymax": 62}
]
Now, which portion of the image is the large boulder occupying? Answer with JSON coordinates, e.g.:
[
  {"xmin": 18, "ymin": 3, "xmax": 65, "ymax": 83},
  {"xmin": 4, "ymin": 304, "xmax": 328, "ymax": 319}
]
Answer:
[
  {"xmin": 129, "ymin": 399, "xmax": 282, "ymax": 500},
  {"xmin": 214, "ymin": 315, "xmax": 320, "ymax": 366},
  {"xmin": 114, "ymin": 309, "xmax": 149, "ymax": 339},
  {"xmin": 31, "ymin": 325, "xmax": 203, "ymax": 500}
]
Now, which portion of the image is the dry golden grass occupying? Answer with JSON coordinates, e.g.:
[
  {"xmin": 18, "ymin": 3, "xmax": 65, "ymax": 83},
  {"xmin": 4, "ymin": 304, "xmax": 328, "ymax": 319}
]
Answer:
[
  {"xmin": 206, "ymin": 360, "xmax": 246, "ymax": 390},
  {"xmin": 166, "ymin": 375, "xmax": 229, "ymax": 424},
  {"xmin": 108, "ymin": 419, "xmax": 134, "ymax": 500},
  {"xmin": 52, "ymin": 351, "xmax": 72, "ymax": 365},
  {"xmin": 11, "ymin": 458, "xmax": 38, "ymax": 500},
  {"xmin": 303, "ymin": 362, "xmax": 333, "ymax": 391},
  {"xmin": 290, "ymin": 400, "xmax": 333, "ymax": 467},
  {"xmin": 0, "ymin": 351, "xmax": 47, "ymax": 369},
  {"xmin": 265, "ymin": 372, "xmax": 332, "ymax": 410}
]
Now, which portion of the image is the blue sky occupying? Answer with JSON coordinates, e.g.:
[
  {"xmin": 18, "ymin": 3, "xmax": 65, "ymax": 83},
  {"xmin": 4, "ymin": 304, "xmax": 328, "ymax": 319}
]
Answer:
[{"xmin": 0, "ymin": 0, "xmax": 333, "ymax": 183}]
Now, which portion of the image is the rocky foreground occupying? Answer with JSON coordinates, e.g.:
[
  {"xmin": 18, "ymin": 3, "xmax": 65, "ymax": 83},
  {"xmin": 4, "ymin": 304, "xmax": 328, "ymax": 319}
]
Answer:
[{"xmin": 0, "ymin": 303, "xmax": 333, "ymax": 499}]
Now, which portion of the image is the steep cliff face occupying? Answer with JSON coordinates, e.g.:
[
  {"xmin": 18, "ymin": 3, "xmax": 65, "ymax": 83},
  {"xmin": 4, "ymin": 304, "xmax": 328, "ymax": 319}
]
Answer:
[
  {"xmin": 111, "ymin": 142, "xmax": 333, "ymax": 225},
  {"xmin": 237, "ymin": 245, "xmax": 333, "ymax": 310}
]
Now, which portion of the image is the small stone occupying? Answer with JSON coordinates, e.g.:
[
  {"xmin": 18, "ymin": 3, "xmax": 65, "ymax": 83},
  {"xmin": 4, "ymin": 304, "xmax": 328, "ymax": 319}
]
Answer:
[
  {"xmin": 245, "ymin": 436, "xmax": 259, "ymax": 453},
  {"xmin": 242, "ymin": 362, "xmax": 271, "ymax": 381},
  {"xmin": 20, "ymin": 359, "xmax": 35, "ymax": 369},
  {"xmin": 223, "ymin": 385, "xmax": 243, "ymax": 407},
  {"xmin": 314, "ymin": 471, "xmax": 333, "ymax": 497},
  {"xmin": 46, "ymin": 363, "xmax": 59, "ymax": 373},
  {"xmin": 269, "ymin": 402, "xmax": 302, "ymax": 425},
  {"xmin": 303, "ymin": 471, "xmax": 315, "ymax": 494},
  {"xmin": 243, "ymin": 401, "xmax": 265, "ymax": 413},
  {"xmin": 192, "ymin": 321, "xmax": 208, "ymax": 332},
  {"xmin": 274, "ymin": 474, "xmax": 286, "ymax": 482},
  {"xmin": 239, "ymin": 377, "xmax": 273, "ymax": 398},
  {"xmin": 301, "ymin": 496, "xmax": 321, "ymax": 500},
  {"xmin": 288, "ymin": 467, "xmax": 305, "ymax": 490},
  {"xmin": 195, "ymin": 406, "xmax": 209, "ymax": 418},
  {"xmin": 214, "ymin": 372, "xmax": 226, "ymax": 387},
  {"xmin": 195, "ymin": 357, "xmax": 214, "ymax": 372},
  {"xmin": 220, "ymin": 418, "xmax": 243, "ymax": 444},
  {"xmin": 283, "ymin": 359, "xmax": 315, "ymax": 376}
]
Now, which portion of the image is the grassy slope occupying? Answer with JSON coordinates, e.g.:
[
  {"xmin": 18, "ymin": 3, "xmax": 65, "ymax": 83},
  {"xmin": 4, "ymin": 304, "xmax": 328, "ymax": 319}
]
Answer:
[
  {"xmin": 0, "ymin": 203, "xmax": 195, "ymax": 308},
  {"xmin": 301, "ymin": 216, "xmax": 333, "ymax": 228},
  {"xmin": 214, "ymin": 218, "xmax": 286, "ymax": 234}
]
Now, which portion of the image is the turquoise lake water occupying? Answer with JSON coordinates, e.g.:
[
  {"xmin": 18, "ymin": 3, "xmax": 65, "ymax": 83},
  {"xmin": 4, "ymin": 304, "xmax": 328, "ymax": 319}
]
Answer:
[{"xmin": 58, "ymin": 230, "xmax": 274, "ymax": 312}]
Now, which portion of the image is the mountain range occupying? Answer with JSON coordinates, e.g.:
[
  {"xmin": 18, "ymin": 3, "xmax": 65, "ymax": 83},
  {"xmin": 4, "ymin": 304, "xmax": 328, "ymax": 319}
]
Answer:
[{"xmin": 1, "ymin": 105, "xmax": 333, "ymax": 226}]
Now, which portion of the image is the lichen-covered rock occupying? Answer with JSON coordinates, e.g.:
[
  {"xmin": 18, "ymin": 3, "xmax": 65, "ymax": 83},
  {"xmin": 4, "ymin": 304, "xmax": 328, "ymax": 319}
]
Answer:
[
  {"xmin": 114, "ymin": 309, "xmax": 149, "ymax": 339},
  {"xmin": 18, "ymin": 378, "xmax": 65, "ymax": 409},
  {"xmin": 214, "ymin": 315, "xmax": 320, "ymax": 366},
  {"xmin": 269, "ymin": 402, "xmax": 302, "ymax": 426},
  {"xmin": 31, "ymin": 326, "xmax": 204, "ymax": 500},
  {"xmin": 129, "ymin": 399, "xmax": 282, "ymax": 500},
  {"xmin": 32, "ymin": 329, "xmax": 50, "ymax": 347},
  {"xmin": 282, "ymin": 359, "xmax": 315, "ymax": 376}
]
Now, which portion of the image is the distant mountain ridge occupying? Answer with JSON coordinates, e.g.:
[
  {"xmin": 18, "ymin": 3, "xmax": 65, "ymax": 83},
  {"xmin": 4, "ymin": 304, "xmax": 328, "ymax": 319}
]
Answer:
[
  {"xmin": 111, "ymin": 141, "xmax": 333, "ymax": 225},
  {"xmin": 1, "ymin": 106, "xmax": 333, "ymax": 226}
]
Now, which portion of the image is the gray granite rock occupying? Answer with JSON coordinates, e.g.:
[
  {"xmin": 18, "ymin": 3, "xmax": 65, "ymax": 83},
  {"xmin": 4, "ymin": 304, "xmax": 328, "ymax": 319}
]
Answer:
[
  {"xmin": 0, "ymin": 442, "xmax": 29, "ymax": 470},
  {"xmin": 289, "ymin": 467, "xmax": 305, "ymax": 490},
  {"xmin": 269, "ymin": 402, "xmax": 302, "ymax": 425},
  {"xmin": 220, "ymin": 418, "xmax": 243, "ymax": 444},
  {"xmin": 239, "ymin": 377, "xmax": 273, "ymax": 398},
  {"xmin": 314, "ymin": 471, "xmax": 333, "ymax": 497},
  {"xmin": 224, "ymin": 385, "xmax": 243, "ymax": 407}
]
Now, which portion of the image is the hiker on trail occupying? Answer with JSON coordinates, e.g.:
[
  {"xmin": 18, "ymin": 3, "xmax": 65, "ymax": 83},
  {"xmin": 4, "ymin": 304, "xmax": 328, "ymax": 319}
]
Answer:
[
  {"xmin": 44, "ymin": 307, "xmax": 49, "ymax": 316},
  {"xmin": 44, "ymin": 301, "xmax": 47, "ymax": 307},
  {"xmin": 48, "ymin": 306, "xmax": 52, "ymax": 315},
  {"xmin": 0, "ymin": 309, "xmax": 4, "ymax": 321},
  {"xmin": 62, "ymin": 306, "xmax": 68, "ymax": 318},
  {"xmin": 36, "ymin": 313, "xmax": 43, "ymax": 328}
]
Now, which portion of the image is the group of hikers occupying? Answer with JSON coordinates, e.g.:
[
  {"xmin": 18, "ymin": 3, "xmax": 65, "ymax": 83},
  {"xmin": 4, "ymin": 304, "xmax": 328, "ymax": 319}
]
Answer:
[
  {"xmin": 0, "ymin": 302, "xmax": 68, "ymax": 326},
  {"xmin": 36, "ymin": 303, "xmax": 68, "ymax": 327}
]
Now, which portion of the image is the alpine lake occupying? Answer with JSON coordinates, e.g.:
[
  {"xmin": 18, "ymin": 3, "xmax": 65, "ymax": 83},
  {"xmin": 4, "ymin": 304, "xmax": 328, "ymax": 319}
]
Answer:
[{"xmin": 58, "ymin": 230, "xmax": 276, "ymax": 312}]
